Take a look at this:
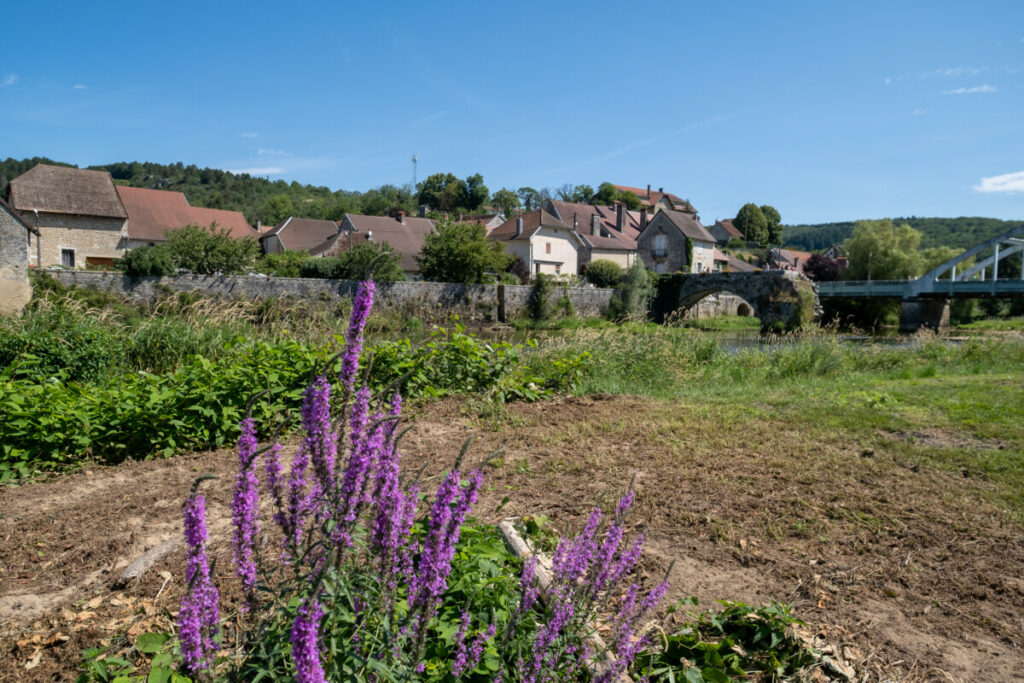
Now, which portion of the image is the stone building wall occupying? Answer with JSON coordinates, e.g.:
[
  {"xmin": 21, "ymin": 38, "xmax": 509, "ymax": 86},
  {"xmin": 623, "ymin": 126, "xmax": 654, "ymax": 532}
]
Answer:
[
  {"xmin": 48, "ymin": 271, "xmax": 616, "ymax": 321},
  {"xmin": 0, "ymin": 206, "xmax": 32, "ymax": 315},
  {"xmin": 20, "ymin": 212, "xmax": 126, "ymax": 268}
]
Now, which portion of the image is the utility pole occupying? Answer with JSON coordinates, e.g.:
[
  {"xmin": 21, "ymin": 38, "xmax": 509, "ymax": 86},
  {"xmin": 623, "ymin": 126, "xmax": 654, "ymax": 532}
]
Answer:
[{"xmin": 412, "ymin": 154, "xmax": 418, "ymax": 188}]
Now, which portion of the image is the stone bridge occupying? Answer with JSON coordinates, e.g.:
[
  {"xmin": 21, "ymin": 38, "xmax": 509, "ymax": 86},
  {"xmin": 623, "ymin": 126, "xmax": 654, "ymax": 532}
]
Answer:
[{"xmin": 653, "ymin": 271, "xmax": 820, "ymax": 332}]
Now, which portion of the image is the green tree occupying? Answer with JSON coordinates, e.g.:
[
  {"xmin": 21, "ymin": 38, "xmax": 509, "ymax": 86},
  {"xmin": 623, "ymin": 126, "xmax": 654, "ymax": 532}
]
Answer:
[
  {"xmin": 607, "ymin": 261, "xmax": 655, "ymax": 321},
  {"xmin": 592, "ymin": 182, "xmax": 641, "ymax": 210},
  {"xmin": 465, "ymin": 173, "xmax": 489, "ymax": 211},
  {"xmin": 761, "ymin": 205, "xmax": 782, "ymax": 244},
  {"xmin": 584, "ymin": 259, "xmax": 624, "ymax": 288},
  {"xmin": 416, "ymin": 220, "xmax": 511, "ymax": 284},
  {"xmin": 164, "ymin": 224, "xmax": 260, "ymax": 274},
  {"xmin": 491, "ymin": 188, "xmax": 520, "ymax": 218},
  {"xmin": 258, "ymin": 250, "xmax": 311, "ymax": 278},
  {"xmin": 734, "ymin": 204, "xmax": 768, "ymax": 244},
  {"xmin": 299, "ymin": 243, "xmax": 405, "ymax": 283},
  {"xmin": 418, "ymin": 173, "xmax": 462, "ymax": 211},
  {"xmin": 842, "ymin": 219, "xmax": 923, "ymax": 281},
  {"xmin": 517, "ymin": 186, "xmax": 541, "ymax": 211},
  {"xmin": 259, "ymin": 194, "xmax": 295, "ymax": 226}
]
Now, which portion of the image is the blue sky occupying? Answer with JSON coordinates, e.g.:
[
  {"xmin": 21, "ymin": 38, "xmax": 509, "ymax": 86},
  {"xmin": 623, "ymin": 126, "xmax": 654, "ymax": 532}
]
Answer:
[{"xmin": 2, "ymin": 1, "xmax": 1023, "ymax": 224}]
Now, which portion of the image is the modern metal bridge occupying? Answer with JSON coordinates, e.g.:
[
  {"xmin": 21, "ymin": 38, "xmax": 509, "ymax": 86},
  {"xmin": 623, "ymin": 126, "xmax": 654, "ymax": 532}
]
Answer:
[{"xmin": 814, "ymin": 224, "xmax": 1024, "ymax": 330}]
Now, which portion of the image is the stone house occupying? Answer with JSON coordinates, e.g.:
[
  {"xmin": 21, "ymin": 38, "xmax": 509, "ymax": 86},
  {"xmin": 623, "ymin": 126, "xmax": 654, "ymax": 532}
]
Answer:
[
  {"xmin": 636, "ymin": 209, "xmax": 717, "ymax": 274},
  {"xmin": 489, "ymin": 209, "xmax": 583, "ymax": 279},
  {"xmin": 7, "ymin": 164, "xmax": 128, "ymax": 268},
  {"xmin": 331, "ymin": 212, "xmax": 437, "ymax": 277},
  {"xmin": 259, "ymin": 217, "xmax": 342, "ymax": 255},
  {"xmin": 0, "ymin": 198, "xmax": 38, "ymax": 314},
  {"xmin": 767, "ymin": 247, "xmax": 814, "ymax": 274},
  {"xmin": 116, "ymin": 185, "xmax": 256, "ymax": 249},
  {"xmin": 457, "ymin": 213, "xmax": 506, "ymax": 233},
  {"xmin": 545, "ymin": 199, "xmax": 640, "ymax": 270},
  {"xmin": 709, "ymin": 218, "xmax": 743, "ymax": 245},
  {"xmin": 613, "ymin": 184, "xmax": 697, "ymax": 216}
]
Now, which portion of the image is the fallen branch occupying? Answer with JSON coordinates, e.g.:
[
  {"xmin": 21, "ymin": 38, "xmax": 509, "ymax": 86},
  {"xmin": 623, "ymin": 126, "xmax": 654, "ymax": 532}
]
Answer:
[{"xmin": 112, "ymin": 539, "xmax": 181, "ymax": 588}]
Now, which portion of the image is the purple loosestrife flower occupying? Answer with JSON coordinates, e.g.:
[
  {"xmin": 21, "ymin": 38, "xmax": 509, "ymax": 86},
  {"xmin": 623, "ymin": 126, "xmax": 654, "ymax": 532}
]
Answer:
[
  {"xmin": 452, "ymin": 613, "xmax": 496, "ymax": 678},
  {"xmin": 525, "ymin": 598, "xmax": 576, "ymax": 683},
  {"xmin": 332, "ymin": 386, "xmax": 373, "ymax": 547},
  {"xmin": 302, "ymin": 375, "xmax": 337, "ymax": 498},
  {"xmin": 232, "ymin": 418, "xmax": 260, "ymax": 611},
  {"xmin": 339, "ymin": 280, "xmax": 376, "ymax": 392},
  {"xmin": 290, "ymin": 596, "xmax": 326, "ymax": 683},
  {"xmin": 552, "ymin": 506, "xmax": 601, "ymax": 592},
  {"xmin": 604, "ymin": 534, "xmax": 645, "ymax": 590},
  {"xmin": 284, "ymin": 442, "xmax": 311, "ymax": 557},
  {"xmin": 517, "ymin": 556, "xmax": 540, "ymax": 616},
  {"xmin": 179, "ymin": 493, "xmax": 220, "ymax": 675}
]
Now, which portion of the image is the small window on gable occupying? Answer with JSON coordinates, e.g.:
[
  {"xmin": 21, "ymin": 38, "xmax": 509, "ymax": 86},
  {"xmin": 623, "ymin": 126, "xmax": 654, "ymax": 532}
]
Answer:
[
  {"xmin": 61, "ymin": 249, "xmax": 75, "ymax": 269},
  {"xmin": 546, "ymin": 242, "xmax": 551, "ymax": 254}
]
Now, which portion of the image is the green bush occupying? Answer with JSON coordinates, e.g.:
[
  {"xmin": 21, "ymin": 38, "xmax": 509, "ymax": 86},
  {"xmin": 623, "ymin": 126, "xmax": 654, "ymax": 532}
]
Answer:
[
  {"xmin": 116, "ymin": 245, "xmax": 176, "ymax": 276},
  {"xmin": 164, "ymin": 223, "xmax": 260, "ymax": 274},
  {"xmin": 608, "ymin": 262, "xmax": 654, "ymax": 321},
  {"xmin": 298, "ymin": 243, "xmax": 405, "ymax": 283},
  {"xmin": 528, "ymin": 274, "xmax": 553, "ymax": 321},
  {"xmin": 258, "ymin": 250, "xmax": 311, "ymax": 277},
  {"xmin": 584, "ymin": 259, "xmax": 624, "ymax": 288}
]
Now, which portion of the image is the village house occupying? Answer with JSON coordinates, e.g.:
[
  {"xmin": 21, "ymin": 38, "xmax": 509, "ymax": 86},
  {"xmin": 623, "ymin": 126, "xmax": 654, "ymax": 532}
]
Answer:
[
  {"xmin": 613, "ymin": 184, "xmax": 697, "ymax": 216},
  {"xmin": 713, "ymin": 247, "xmax": 759, "ymax": 273},
  {"xmin": 331, "ymin": 212, "xmax": 436, "ymax": 277},
  {"xmin": 545, "ymin": 199, "xmax": 640, "ymax": 270},
  {"xmin": 457, "ymin": 213, "xmax": 505, "ymax": 233},
  {"xmin": 488, "ymin": 209, "xmax": 583, "ymax": 279},
  {"xmin": 259, "ymin": 217, "xmax": 342, "ymax": 255},
  {"xmin": 0, "ymin": 198, "xmax": 38, "ymax": 314},
  {"xmin": 7, "ymin": 164, "xmax": 128, "ymax": 268},
  {"xmin": 709, "ymin": 218, "xmax": 744, "ymax": 245},
  {"xmin": 636, "ymin": 209, "xmax": 717, "ymax": 274},
  {"xmin": 767, "ymin": 246, "xmax": 813, "ymax": 274},
  {"xmin": 116, "ymin": 185, "xmax": 255, "ymax": 249}
]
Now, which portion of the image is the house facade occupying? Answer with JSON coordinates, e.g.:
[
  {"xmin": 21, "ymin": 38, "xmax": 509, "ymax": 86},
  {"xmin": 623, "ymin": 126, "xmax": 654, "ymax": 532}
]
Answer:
[
  {"xmin": 546, "ymin": 199, "xmax": 640, "ymax": 270},
  {"xmin": 767, "ymin": 247, "xmax": 813, "ymax": 274},
  {"xmin": 636, "ymin": 209, "xmax": 717, "ymax": 274},
  {"xmin": 7, "ymin": 164, "xmax": 128, "ymax": 268},
  {"xmin": 489, "ymin": 210, "xmax": 582, "ymax": 279},
  {"xmin": 0, "ymin": 198, "xmax": 38, "ymax": 314}
]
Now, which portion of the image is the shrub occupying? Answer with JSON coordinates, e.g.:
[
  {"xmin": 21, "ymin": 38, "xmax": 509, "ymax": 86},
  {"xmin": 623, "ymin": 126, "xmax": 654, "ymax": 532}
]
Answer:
[
  {"xmin": 116, "ymin": 245, "xmax": 176, "ymax": 276},
  {"xmin": 259, "ymin": 250, "xmax": 311, "ymax": 277},
  {"xmin": 165, "ymin": 223, "xmax": 260, "ymax": 274},
  {"xmin": 528, "ymin": 274, "xmax": 553, "ymax": 321},
  {"xmin": 584, "ymin": 259, "xmax": 624, "ymax": 288},
  {"xmin": 298, "ymin": 244, "xmax": 405, "ymax": 283},
  {"xmin": 608, "ymin": 262, "xmax": 655, "ymax": 321}
]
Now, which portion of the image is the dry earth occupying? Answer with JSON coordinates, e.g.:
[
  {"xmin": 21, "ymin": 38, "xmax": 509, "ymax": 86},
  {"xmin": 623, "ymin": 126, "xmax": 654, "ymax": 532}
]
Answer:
[{"xmin": 1, "ymin": 395, "xmax": 1022, "ymax": 681}]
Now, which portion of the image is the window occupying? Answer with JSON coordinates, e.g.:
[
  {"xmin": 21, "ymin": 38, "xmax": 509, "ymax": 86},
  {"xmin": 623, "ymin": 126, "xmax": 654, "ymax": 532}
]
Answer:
[
  {"xmin": 554, "ymin": 264, "xmax": 561, "ymax": 275},
  {"xmin": 655, "ymin": 262, "xmax": 667, "ymax": 274},
  {"xmin": 653, "ymin": 234, "xmax": 667, "ymax": 258},
  {"xmin": 61, "ymin": 249, "xmax": 75, "ymax": 269},
  {"xmin": 535, "ymin": 263, "xmax": 541, "ymax": 275},
  {"xmin": 545, "ymin": 242, "xmax": 551, "ymax": 254}
]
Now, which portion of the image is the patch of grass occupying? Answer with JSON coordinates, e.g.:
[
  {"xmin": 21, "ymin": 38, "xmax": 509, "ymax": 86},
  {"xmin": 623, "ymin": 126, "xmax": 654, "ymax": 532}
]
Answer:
[{"xmin": 956, "ymin": 317, "xmax": 1024, "ymax": 331}]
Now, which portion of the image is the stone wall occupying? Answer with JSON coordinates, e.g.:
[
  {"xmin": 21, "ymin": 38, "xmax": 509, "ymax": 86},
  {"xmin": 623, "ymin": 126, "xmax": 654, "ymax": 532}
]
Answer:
[
  {"xmin": 47, "ymin": 271, "xmax": 616, "ymax": 322},
  {"xmin": 20, "ymin": 212, "xmax": 126, "ymax": 268},
  {"xmin": 0, "ymin": 205, "xmax": 32, "ymax": 315}
]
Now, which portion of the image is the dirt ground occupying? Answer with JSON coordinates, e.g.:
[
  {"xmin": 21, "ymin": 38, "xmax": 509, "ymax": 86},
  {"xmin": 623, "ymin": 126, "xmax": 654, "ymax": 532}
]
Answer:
[{"xmin": 1, "ymin": 395, "xmax": 1022, "ymax": 682}]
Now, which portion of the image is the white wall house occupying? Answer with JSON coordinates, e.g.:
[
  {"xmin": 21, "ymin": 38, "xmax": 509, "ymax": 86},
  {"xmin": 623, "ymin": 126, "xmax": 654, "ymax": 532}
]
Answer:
[{"xmin": 488, "ymin": 209, "xmax": 584, "ymax": 278}]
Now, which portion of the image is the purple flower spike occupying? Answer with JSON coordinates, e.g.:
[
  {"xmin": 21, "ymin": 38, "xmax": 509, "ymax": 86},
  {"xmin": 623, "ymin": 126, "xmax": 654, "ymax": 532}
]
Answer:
[
  {"xmin": 339, "ymin": 280, "xmax": 376, "ymax": 392},
  {"xmin": 232, "ymin": 418, "xmax": 260, "ymax": 610},
  {"xmin": 290, "ymin": 597, "xmax": 326, "ymax": 683},
  {"xmin": 301, "ymin": 375, "xmax": 337, "ymax": 500},
  {"xmin": 179, "ymin": 493, "xmax": 220, "ymax": 675}
]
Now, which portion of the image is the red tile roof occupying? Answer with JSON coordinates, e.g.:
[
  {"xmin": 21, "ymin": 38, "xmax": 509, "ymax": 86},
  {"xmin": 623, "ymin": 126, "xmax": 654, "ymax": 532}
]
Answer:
[
  {"xmin": 613, "ymin": 184, "xmax": 696, "ymax": 214},
  {"xmin": 339, "ymin": 213, "xmax": 436, "ymax": 272},
  {"xmin": 650, "ymin": 209, "xmax": 717, "ymax": 243},
  {"xmin": 10, "ymin": 164, "xmax": 127, "ymax": 219},
  {"xmin": 488, "ymin": 209, "xmax": 568, "ymax": 241},
  {"xmin": 116, "ymin": 186, "xmax": 255, "ymax": 242},
  {"xmin": 262, "ymin": 217, "xmax": 342, "ymax": 252},
  {"xmin": 545, "ymin": 200, "xmax": 641, "ymax": 251}
]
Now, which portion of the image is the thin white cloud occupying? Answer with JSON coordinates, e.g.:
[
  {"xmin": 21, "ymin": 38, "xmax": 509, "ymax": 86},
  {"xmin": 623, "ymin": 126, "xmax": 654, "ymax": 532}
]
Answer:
[
  {"xmin": 257, "ymin": 148, "xmax": 291, "ymax": 156},
  {"xmin": 941, "ymin": 84, "xmax": 997, "ymax": 95},
  {"xmin": 2, "ymin": 74, "xmax": 18, "ymax": 87},
  {"xmin": 912, "ymin": 108, "xmax": 926, "ymax": 115},
  {"xmin": 73, "ymin": 84, "xmax": 87, "ymax": 90},
  {"xmin": 409, "ymin": 110, "xmax": 448, "ymax": 128},
  {"xmin": 238, "ymin": 131, "xmax": 260, "ymax": 139},
  {"xmin": 924, "ymin": 66, "xmax": 983, "ymax": 78},
  {"xmin": 974, "ymin": 170, "xmax": 1024, "ymax": 194},
  {"xmin": 884, "ymin": 77, "xmax": 893, "ymax": 85},
  {"xmin": 227, "ymin": 166, "xmax": 284, "ymax": 176}
]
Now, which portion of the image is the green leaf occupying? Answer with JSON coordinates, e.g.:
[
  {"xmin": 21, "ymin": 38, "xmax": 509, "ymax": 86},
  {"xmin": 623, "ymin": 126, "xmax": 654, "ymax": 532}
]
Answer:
[{"xmin": 136, "ymin": 631, "xmax": 170, "ymax": 654}]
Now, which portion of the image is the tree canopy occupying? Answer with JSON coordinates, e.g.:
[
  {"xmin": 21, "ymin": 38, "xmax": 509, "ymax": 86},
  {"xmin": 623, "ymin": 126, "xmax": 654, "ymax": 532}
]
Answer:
[
  {"xmin": 416, "ymin": 220, "xmax": 510, "ymax": 284},
  {"xmin": 842, "ymin": 219, "xmax": 923, "ymax": 281},
  {"xmin": 761, "ymin": 205, "xmax": 782, "ymax": 244},
  {"xmin": 734, "ymin": 204, "xmax": 768, "ymax": 244},
  {"xmin": 593, "ymin": 182, "xmax": 641, "ymax": 210},
  {"xmin": 416, "ymin": 173, "xmax": 489, "ymax": 213},
  {"xmin": 491, "ymin": 188, "xmax": 520, "ymax": 218}
]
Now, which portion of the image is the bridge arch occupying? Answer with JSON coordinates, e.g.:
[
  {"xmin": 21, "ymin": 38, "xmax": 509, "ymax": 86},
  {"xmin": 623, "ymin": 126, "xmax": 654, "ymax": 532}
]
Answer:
[
  {"xmin": 653, "ymin": 271, "xmax": 820, "ymax": 332},
  {"xmin": 909, "ymin": 224, "xmax": 1024, "ymax": 296}
]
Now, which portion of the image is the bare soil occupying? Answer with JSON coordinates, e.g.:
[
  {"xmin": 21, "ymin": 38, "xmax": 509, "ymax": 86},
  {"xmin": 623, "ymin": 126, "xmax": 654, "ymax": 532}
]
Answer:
[{"xmin": 1, "ymin": 395, "xmax": 1021, "ymax": 681}]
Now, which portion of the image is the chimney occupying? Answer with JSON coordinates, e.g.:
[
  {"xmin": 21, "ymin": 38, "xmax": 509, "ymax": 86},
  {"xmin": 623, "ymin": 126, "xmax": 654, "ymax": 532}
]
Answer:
[
  {"xmin": 418, "ymin": 204, "xmax": 428, "ymax": 218},
  {"xmin": 646, "ymin": 184, "xmax": 651, "ymax": 200},
  {"xmin": 615, "ymin": 202, "xmax": 624, "ymax": 232},
  {"xmin": 590, "ymin": 214, "xmax": 600, "ymax": 237},
  {"xmin": 515, "ymin": 215, "xmax": 523, "ymax": 237},
  {"xmin": 366, "ymin": 230, "xmax": 373, "ymax": 242},
  {"xmin": 659, "ymin": 187, "xmax": 663, "ymax": 194},
  {"xmin": 640, "ymin": 208, "xmax": 647, "ymax": 230},
  {"xmin": 397, "ymin": 210, "xmax": 406, "ymax": 224}
]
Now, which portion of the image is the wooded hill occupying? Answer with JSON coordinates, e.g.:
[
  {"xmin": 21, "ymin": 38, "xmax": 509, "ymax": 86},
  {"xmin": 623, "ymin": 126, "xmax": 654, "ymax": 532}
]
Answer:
[{"xmin": 783, "ymin": 217, "xmax": 1024, "ymax": 253}]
